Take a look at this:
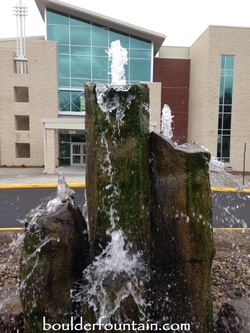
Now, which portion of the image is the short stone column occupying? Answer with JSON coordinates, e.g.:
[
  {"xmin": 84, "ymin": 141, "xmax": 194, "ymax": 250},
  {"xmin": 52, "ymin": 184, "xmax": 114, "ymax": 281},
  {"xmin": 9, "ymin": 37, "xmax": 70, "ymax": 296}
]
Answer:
[{"xmin": 150, "ymin": 132, "xmax": 215, "ymax": 333}]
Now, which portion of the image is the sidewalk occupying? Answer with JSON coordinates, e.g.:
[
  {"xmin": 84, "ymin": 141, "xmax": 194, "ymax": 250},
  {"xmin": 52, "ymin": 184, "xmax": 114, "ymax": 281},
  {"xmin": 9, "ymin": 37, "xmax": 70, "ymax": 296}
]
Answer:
[
  {"xmin": 0, "ymin": 166, "xmax": 250, "ymax": 190},
  {"xmin": 0, "ymin": 166, "xmax": 86, "ymax": 188}
]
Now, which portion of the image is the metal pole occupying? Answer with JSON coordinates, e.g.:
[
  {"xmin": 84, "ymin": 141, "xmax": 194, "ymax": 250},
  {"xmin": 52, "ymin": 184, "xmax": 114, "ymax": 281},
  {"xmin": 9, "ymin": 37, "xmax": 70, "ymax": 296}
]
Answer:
[{"xmin": 243, "ymin": 143, "xmax": 246, "ymax": 185}]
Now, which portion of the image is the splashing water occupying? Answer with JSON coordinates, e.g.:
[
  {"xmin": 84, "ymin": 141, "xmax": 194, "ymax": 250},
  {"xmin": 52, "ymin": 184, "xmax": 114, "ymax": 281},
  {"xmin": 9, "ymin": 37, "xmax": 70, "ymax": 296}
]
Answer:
[
  {"xmin": 79, "ymin": 41, "xmax": 149, "ymax": 322},
  {"xmin": 160, "ymin": 104, "xmax": 174, "ymax": 140},
  {"xmin": 46, "ymin": 172, "xmax": 75, "ymax": 213},
  {"xmin": 78, "ymin": 229, "xmax": 147, "ymax": 322},
  {"xmin": 19, "ymin": 173, "xmax": 77, "ymax": 300},
  {"xmin": 209, "ymin": 156, "xmax": 240, "ymax": 190},
  {"xmin": 107, "ymin": 40, "xmax": 128, "ymax": 85},
  {"xmin": 96, "ymin": 83, "xmax": 133, "ymax": 123}
]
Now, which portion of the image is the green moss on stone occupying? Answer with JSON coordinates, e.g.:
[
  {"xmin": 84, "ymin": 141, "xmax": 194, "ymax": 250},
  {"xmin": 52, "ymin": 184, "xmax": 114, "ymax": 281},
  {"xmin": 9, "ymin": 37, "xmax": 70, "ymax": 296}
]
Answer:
[{"xmin": 85, "ymin": 83, "xmax": 150, "ymax": 256}]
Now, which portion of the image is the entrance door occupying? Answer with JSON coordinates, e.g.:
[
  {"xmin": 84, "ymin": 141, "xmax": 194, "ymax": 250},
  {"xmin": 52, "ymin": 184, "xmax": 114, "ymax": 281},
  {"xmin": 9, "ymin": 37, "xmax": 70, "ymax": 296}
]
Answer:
[{"xmin": 71, "ymin": 143, "xmax": 86, "ymax": 166}]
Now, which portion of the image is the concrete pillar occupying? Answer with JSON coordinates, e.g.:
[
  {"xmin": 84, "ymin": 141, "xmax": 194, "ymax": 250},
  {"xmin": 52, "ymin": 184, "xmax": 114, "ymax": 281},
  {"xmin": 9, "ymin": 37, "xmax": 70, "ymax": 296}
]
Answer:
[{"xmin": 44, "ymin": 128, "xmax": 56, "ymax": 174}]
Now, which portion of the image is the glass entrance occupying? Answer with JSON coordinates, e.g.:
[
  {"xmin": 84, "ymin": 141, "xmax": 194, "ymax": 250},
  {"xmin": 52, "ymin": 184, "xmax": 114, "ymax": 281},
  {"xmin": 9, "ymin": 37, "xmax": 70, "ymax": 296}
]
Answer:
[{"xmin": 71, "ymin": 143, "xmax": 86, "ymax": 166}]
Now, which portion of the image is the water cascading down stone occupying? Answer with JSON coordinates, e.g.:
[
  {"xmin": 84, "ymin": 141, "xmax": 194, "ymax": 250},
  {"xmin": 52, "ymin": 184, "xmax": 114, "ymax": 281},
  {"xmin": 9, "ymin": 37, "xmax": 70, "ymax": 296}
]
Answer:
[{"xmin": 84, "ymin": 83, "xmax": 151, "ymax": 326}]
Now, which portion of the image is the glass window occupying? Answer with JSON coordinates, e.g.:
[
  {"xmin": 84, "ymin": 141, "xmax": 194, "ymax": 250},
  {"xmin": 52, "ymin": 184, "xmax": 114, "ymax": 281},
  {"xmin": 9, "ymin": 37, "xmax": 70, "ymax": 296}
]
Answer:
[
  {"xmin": 70, "ymin": 27, "xmax": 91, "ymax": 45},
  {"xmin": 71, "ymin": 56, "xmax": 91, "ymax": 78},
  {"xmin": 58, "ymin": 45, "xmax": 69, "ymax": 54},
  {"xmin": 226, "ymin": 56, "xmax": 234, "ymax": 70},
  {"xmin": 92, "ymin": 57, "xmax": 108, "ymax": 80},
  {"xmin": 47, "ymin": 25, "xmax": 69, "ymax": 44},
  {"xmin": 92, "ymin": 27, "xmax": 109, "ymax": 46},
  {"xmin": 58, "ymin": 55, "xmax": 70, "ymax": 77},
  {"xmin": 60, "ymin": 134, "xmax": 70, "ymax": 142},
  {"xmin": 59, "ymin": 77, "xmax": 70, "ymax": 87},
  {"xmin": 60, "ymin": 142, "xmax": 70, "ymax": 157},
  {"xmin": 71, "ymin": 134, "xmax": 85, "ymax": 142},
  {"xmin": 59, "ymin": 91, "xmax": 71, "ymax": 111},
  {"xmin": 217, "ymin": 135, "xmax": 230, "ymax": 162},
  {"xmin": 46, "ymin": 8, "xmax": 154, "ymax": 112},
  {"xmin": 217, "ymin": 55, "xmax": 234, "ymax": 162},
  {"xmin": 130, "ymin": 59, "xmax": 151, "ymax": 81},
  {"xmin": 71, "ymin": 91, "xmax": 81, "ymax": 111},
  {"xmin": 130, "ymin": 49, "xmax": 151, "ymax": 58},
  {"xmin": 47, "ymin": 9, "xmax": 69, "ymax": 25},
  {"xmin": 130, "ymin": 36, "xmax": 151, "ymax": 49},
  {"xmin": 70, "ymin": 16, "xmax": 90, "ymax": 27},
  {"xmin": 92, "ymin": 47, "xmax": 107, "ymax": 57},
  {"xmin": 71, "ymin": 78, "xmax": 86, "ymax": 88},
  {"xmin": 71, "ymin": 46, "xmax": 91, "ymax": 55},
  {"xmin": 109, "ymin": 30, "xmax": 129, "ymax": 48},
  {"xmin": 59, "ymin": 90, "xmax": 85, "ymax": 112}
]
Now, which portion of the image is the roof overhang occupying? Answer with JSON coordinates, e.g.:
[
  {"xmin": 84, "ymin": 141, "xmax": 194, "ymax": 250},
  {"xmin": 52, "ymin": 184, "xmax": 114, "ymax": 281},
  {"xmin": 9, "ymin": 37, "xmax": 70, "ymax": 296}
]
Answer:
[{"xmin": 35, "ymin": 0, "xmax": 166, "ymax": 55}]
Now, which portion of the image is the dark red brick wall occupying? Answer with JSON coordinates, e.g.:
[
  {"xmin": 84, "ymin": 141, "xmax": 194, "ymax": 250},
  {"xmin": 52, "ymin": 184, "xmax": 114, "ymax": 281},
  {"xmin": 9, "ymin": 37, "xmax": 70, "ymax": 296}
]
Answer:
[{"xmin": 153, "ymin": 58, "xmax": 190, "ymax": 144}]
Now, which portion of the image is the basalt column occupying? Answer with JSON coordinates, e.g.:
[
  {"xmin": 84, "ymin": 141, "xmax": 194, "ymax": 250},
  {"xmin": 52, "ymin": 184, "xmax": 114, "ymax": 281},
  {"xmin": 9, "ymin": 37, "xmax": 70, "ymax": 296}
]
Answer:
[
  {"xmin": 150, "ymin": 132, "xmax": 215, "ymax": 333},
  {"xmin": 84, "ymin": 83, "xmax": 150, "ymax": 259},
  {"xmin": 84, "ymin": 83, "xmax": 151, "ymax": 327}
]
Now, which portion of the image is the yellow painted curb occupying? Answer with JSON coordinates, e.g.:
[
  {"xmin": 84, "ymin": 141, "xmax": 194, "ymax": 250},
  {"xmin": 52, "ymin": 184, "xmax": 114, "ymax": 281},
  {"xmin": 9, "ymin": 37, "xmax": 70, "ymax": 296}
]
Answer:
[
  {"xmin": 1, "ymin": 227, "xmax": 249, "ymax": 231},
  {"xmin": 242, "ymin": 188, "xmax": 250, "ymax": 193},
  {"xmin": 211, "ymin": 187, "xmax": 250, "ymax": 193},
  {"xmin": 213, "ymin": 227, "xmax": 250, "ymax": 230},
  {"xmin": 211, "ymin": 187, "xmax": 237, "ymax": 192},
  {"xmin": 0, "ymin": 183, "xmax": 85, "ymax": 189},
  {"xmin": 0, "ymin": 184, "xmax": 249, "ymax": 192},
  {"xmin": 0, "ymin": 227, "xmax": 23, "ymax": 231}
]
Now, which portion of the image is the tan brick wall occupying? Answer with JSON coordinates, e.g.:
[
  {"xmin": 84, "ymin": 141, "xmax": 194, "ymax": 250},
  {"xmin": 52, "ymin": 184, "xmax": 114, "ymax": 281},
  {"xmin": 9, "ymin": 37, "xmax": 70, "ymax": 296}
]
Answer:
[
  {"xmin": 0, "ymin": 38, "xmax": 58, "ymax": 167},
  {"xmin": 189, "ymin": 26, "xmax": 250, "ymax": 171},
  {"xmin": 45, "ymin": 128, "xmax": 57, "ymax": 174},
  {"xmin": 148, "ymin": 82, "xmax": 162, "ymax": 133}
]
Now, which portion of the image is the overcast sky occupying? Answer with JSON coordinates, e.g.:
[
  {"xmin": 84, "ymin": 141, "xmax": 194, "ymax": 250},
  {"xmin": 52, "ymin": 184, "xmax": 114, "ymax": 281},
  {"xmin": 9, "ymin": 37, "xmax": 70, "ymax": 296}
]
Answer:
[{"xmin": 1, "ymin": 0, "xmax": 250, "ymax": 46}]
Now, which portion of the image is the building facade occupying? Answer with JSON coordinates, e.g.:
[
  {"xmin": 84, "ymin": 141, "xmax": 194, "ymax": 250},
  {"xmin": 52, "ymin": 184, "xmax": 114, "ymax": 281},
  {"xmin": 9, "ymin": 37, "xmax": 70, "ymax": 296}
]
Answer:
[
  {"xmin": 1, "ymin": 0, "xmax": 250, "ymax": 173},
  {"xmin": 157, "ymin": 26, "xmax": 250, "ymax": 172},
  {"xmin": 188, "ymin": 25, "xmax": 250, "ymax": 172},
  {"xmin": 0, "ymin": 37, "xmax": 58, "ymax": 168},
  {"xmin": 0, "ymin": 0, "xmax": 164, "ymax": 173}
]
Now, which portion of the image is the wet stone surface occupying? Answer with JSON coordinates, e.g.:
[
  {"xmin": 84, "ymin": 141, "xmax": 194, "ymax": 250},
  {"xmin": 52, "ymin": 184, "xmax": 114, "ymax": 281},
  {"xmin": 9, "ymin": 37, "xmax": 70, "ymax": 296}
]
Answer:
[{"xmin": 0, "ymin": 229, "xmax": 249, "ymax": 332}]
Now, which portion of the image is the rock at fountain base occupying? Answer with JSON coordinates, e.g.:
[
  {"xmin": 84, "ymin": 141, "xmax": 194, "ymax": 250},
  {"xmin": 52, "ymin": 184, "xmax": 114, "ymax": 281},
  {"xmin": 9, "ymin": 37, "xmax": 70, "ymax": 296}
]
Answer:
[
  {"xmin": 20, "ymin": 198, "xmax": 88, "ymax": 333},
  {"xmin": 0, "ymin": 286, "xmax": 24, "ymax": 333},
  {"xmin": 217, "ymin": 298, "xmax": 250, "ymax": 333}
]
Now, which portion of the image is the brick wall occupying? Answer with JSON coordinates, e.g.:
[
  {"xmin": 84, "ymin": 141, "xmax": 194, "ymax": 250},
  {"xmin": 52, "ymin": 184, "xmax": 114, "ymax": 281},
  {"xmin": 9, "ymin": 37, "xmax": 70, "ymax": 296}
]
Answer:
[
  {"xmin": 0, "ymin": 38, "xmax": 58, "ymax": 167},
  {"xmin": 153, "ymin": 58, "xmax": 190, "ymax": 144}
]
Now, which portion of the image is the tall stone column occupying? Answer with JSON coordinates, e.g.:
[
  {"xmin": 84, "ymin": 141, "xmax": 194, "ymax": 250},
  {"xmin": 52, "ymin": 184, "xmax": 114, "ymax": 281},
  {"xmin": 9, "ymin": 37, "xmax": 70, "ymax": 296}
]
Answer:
[
  {"xmin": 85, "ymin": 83, "xmax": 150, "ymax": 259},
  {"xmin": 83, "ymin": 83, "xmax": 151, "ymax": 328},
  {"xmin": 150, "ymin": 132, "xmax": 215, "ymax": 333}
]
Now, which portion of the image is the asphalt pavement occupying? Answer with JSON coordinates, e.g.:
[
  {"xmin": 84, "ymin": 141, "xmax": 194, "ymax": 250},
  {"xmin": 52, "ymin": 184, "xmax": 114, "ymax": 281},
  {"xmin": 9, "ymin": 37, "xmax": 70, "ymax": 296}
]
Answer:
[{"xmin": 0, "ymin": 166, "xmax": 250, "ymax": 229}]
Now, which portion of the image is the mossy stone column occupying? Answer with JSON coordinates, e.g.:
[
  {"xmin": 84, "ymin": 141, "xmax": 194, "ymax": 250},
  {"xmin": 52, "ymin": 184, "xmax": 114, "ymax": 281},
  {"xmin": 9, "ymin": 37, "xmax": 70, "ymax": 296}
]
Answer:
[
  {"xmin": 85, "ymin": 83, "xmax": 150, "ymax": 258},
  {"xmin": 150, "ymin": 132, "xmax": 215, "ymax": 333}
]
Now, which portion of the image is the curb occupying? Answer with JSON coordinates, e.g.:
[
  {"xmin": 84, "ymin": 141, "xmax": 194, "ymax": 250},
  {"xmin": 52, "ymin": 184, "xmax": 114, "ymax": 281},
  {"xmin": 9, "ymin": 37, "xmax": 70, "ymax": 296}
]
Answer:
[
  {"xmin": 211, "ymin": 187, "xmax": 250, "ymax": 193},
  {"xmin": 0, "ymin": 227, "xmax": 23, "ymax": 231},
  {"xmin": 0, "ymin": 184, "xmax": 249, "ymax": 192},
  {"xmin": 0, "ymin": 183, "xmax": 86, "ymax": 189},
  {"xmin": 1, "ymin": 227, "xmax": 249, "ymax": 231}
]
